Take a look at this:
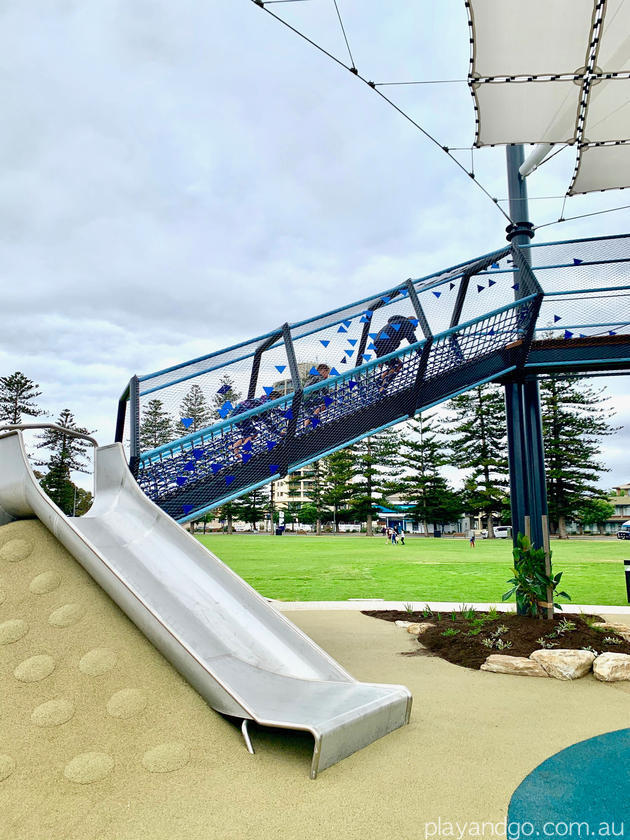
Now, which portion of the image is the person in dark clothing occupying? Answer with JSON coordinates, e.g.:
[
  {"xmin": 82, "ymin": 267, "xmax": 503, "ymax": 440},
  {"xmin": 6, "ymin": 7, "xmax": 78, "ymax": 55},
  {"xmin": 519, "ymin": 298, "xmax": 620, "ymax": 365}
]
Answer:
[
  {"xmin": 373, "ymin": 315, "xmax": 420, "ymax": 390},
  {"xmin": 303, "ymin": 364, "xmax": 331, "ymax": 429}
]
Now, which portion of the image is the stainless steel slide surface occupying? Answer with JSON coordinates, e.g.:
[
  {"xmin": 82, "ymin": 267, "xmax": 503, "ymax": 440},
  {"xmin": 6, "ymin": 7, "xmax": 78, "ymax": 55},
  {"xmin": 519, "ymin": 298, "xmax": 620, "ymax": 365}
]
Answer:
[{"xmin": 0, "ymin": 431, "xmax": 411, "ymax": 777}]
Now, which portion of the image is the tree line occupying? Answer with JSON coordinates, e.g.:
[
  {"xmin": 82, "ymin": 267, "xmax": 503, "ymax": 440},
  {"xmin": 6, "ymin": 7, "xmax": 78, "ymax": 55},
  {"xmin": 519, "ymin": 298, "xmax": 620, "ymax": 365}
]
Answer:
[
  {"xmin": 0, "ymin": 372, "xmax": 93, "ymax": 515},
  {"xmin": 165, "ymin": 374, "xmax": 616, "ymax": 539},
  {"xmin": 1, "ymin": 370, "xmax": 620, "ymax": 536}
]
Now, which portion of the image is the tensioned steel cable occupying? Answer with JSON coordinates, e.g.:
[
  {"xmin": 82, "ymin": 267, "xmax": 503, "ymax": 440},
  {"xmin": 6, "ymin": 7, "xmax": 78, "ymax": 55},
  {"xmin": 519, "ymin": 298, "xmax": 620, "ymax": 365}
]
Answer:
[
  {"xmin": 534, "ymin": 204, "xmax": 630, "ymax": 230},
  {"xmin": 250, "ymin": 0, "xmax": 512, "ymax": 224}
]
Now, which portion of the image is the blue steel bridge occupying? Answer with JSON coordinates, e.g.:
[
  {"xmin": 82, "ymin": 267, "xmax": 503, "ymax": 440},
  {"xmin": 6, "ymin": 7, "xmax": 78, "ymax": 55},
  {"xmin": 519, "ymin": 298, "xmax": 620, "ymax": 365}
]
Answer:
[{"xmin": 116, "ymin": 233, "xmax": 630, "ymax": 544}]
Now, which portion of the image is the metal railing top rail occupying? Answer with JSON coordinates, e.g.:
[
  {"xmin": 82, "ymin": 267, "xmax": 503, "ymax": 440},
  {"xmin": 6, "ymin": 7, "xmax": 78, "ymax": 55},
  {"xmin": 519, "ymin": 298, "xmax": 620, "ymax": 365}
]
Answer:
[{"xmin": 0, "ymin": 424, "xmax": 99, "ymax": 448}]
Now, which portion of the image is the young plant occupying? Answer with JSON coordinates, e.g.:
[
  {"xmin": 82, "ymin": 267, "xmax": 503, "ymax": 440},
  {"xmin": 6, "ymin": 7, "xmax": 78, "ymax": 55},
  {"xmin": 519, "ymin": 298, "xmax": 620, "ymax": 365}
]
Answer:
[
  {"xmin": 486, "ymin": 607, "xmax": 499, "ymax": 621},
  {"xmin": 494, "ymin": 639, "xmax": 512, "ymax": 650},
  {"xmin": 536, "ymin": 636, "xmax": 558, "ymax": 649},
  {"xmin": 502, "ymin": 534, "xmax": 570, "ymax": 618},
  {"xmin": 581, "ymin": 645, "xmax": 598, "ymax": 656},
  {"xmin": 555, "ymin": 619, "xmax": 576, "ymax": 635},
  {"xmin": 603, "ymin": 636, "xmax": 623, "ymax": 646},
  {"xmin": 441, "ymin": 628, "xmax": 459, "ymax": 638},
  {"xmin": 450, "ymin": 611, "xmax": 457, "ymax": 622},
  {"xmin": 481, "ymin": 638, "xmax": 494, "ymax": 649},
  {"xmin": 422, "ymin": 604, "xmax": 434, "ymax": 618},
  {"xmin": 403, "ymin": 602, "xmax": 414, "ymax": 614}
]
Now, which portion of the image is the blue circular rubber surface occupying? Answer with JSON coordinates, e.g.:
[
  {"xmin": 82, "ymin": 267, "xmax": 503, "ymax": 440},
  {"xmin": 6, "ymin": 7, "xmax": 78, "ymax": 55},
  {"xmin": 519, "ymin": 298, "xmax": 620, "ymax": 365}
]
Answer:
[{"xmin": 507, "ymin": 728, "xmax": 630, "ymax": 839}]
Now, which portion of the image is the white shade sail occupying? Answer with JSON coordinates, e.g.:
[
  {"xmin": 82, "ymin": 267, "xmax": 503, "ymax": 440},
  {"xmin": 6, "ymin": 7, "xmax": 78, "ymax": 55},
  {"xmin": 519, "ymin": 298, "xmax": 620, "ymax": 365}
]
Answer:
[{"xmin": 467, "ymin": 0, "xmax": 630, "ymax": 194}]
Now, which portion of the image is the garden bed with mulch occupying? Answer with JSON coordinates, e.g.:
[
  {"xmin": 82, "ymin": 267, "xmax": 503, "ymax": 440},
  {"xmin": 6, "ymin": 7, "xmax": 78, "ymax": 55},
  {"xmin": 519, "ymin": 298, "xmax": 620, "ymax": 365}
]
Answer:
[{"xmin": 362, "ymin": 609, "xmax": 630, "ymax": 670}]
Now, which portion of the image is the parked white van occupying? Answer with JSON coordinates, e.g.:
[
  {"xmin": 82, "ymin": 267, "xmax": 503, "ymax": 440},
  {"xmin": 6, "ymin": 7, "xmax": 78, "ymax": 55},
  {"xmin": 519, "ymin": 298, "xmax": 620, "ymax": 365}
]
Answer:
[{"xmin": 480, "ymin": 525, "xmax": 512, "ymax": 539}]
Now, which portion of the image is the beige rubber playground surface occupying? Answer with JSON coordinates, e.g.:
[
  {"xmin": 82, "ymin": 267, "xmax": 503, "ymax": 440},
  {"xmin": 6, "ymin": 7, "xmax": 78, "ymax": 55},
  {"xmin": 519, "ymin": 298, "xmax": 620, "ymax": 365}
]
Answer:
[{"xmin": 1, "ymin": 519, "xmax": 629, "ymax": 840}]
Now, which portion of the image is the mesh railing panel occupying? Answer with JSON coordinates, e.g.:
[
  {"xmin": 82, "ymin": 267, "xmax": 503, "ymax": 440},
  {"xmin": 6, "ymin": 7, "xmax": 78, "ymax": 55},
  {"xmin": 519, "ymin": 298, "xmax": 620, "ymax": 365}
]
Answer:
[{"xmin": 125, "ymin": 234, "xmax": 630, "ymax": 521}]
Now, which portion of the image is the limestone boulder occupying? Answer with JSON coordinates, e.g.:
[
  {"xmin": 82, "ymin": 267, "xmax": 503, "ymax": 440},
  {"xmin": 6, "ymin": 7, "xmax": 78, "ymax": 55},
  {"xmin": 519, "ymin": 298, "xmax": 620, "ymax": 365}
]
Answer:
[
  {"xmin": 530, "ymin": 649, "xmax": 595, "ymax": 680},
  {"xmin": 480, "ymin": 655, "xmax": 549, "ymax": 677},
  {"xmin": 407, "ymin": 622, "xmax": 435, "ymax": 635},
  {"xmin": 395, "ymin": 620, "xmax": 412, "ymax": 628},
  {"xmin": 593, "ymin": 652, "xmax": 630, "ymax": 682}
]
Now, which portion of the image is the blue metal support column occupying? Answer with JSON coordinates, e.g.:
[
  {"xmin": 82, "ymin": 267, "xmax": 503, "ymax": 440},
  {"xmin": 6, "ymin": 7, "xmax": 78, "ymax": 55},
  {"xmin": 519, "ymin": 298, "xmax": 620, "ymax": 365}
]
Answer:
[{"xmin": 504, "ymin": 145, "xmax": 549, "ymax": 577}]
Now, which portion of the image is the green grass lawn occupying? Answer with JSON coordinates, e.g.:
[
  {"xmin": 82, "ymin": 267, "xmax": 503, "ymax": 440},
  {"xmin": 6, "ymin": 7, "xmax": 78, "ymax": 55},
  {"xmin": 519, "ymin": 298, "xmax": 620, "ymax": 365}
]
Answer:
[{"xmin": 195, "ymin": 534, "xmax": 630, "ymax": 606}]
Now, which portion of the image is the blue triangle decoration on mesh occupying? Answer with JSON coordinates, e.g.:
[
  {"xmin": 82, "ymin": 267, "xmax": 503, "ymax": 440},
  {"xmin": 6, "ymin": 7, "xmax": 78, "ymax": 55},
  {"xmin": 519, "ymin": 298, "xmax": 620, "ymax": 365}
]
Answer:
[
  {"xmin": 347, "ymin": 339, "xmax": 358, "ymax": 346},
  {"xmin": 310, "ymin": 416, "xmax": 321, "ymax": 428},
  {"xmin": 573, "ymin": 258, "xmax": 583, "ymax": 265},
  {"xmin": 609, "ymin": 330, "xmax": 617, "ymax": 336},
  {"xmin": 512, "ymin": 283, "xmax": 520, "ymax": 291},
  {"xmin": 193, "ymin": 448, "xmax": 204, "ymax": 459},
  {"xmin": 181, "ymin": 417, "xmax": 194, "ymax": 429},
  {"xmin": 381, "ymin": 296, "xmax": 391, "ymax": 304},
  {"xmin": 267, "ymin": 440, "xmax": 277, "ymax": 450},
  {"xmin": 409, "ymin": 318, "xmax": 419, "ymax": 327},
  {"xmin": 491, "ymin": 262, "xmax": 499, "ymax": 269},
  {"xmin": 340, "ymin": 357, "xmax": 347, "ymax": 364},
  {"xmin": 369, "ymin": 333, "xmax": 378, "ymax": 339},
  {"xmin": 182, "ymin": 504, "xmax": 194, "ymax": 515},
  {"xmin": 309, "ymin": 366, "xmax": 320, "ymax": 375},
  {"xmin": 217, "ymin": 402, "xmax": 233, "ymax": 419},
  {"xmin": 269, "ymin": 465, "xmax": 280, "ymax": 474},
  {"xmin": 343, "ymin": 319, "xmax": 352, "ymax": 327},
  {"xmin": 324, "ymin": 396, "xmax": 334, "ymax": 407},
  {"xmin": 275, "ymin": 365, "xmax": 286, "ymax": 373},
  {"xmin": 391, "ymin": 323, "xmax": 401, "ymax": 331},
  {"xmin": 242, "ymin": 441, "xmax": 253, "ymax": 452},
  {"xmin": 477, "ymin": 284, "xmax": 485, "ymax": 293},
  {"xmin": 283, "ymin": 408, "xmax": 293, "ymax": 419},
  {"xmin": 488, "ymin": 279, "xmax": 496, "ymax": 287},
  {"xmin": 177, "ymin": 477, "xmax": 187, "ymax": 486},
  {"xmin": 242, "ymin": 453, "xmax": 252, "ymax": 463},
  {"xmin": 346, "ymin": 350, "xmax": 354, "ymax": 357},
  {"xmin": 337, "ymin": 325, "xmax": 347, "ymax": 333},
  {"xmin": 320, "ymin": 340, "xmax": 330, "ymax": 347},
  {"xmin": 217, "ymin": 384, "xmax": 232, "ymax": 395},
  {"xmin": 263, "ymin": 386, "xmax": 275, "ymax": 396},
  {"xmin": 433, "ymin": 291, "xmax": 441, "ymax": 298},
  {"xmin": 367, "ymin": 343, "xmax": 376, "ymax": 351},
  {"xmin": 450, "ymin": 282, "xmax": 456, "ymax": 290},
  {"xmin": 348, "ymin": 380, "xmax": 358, "ymax": 390},
  {"xmin": 184, "ymin": 461, "xmax": 195, "ymax": 471},
  {"xmin": 564, "ymin": 330, "xmax": 574, "ymax": 339},
  {"xmin": 225, "ymin": 475, "xmax": 236, "ymax": 486},
  {"xmin": 554, "ymin": 315, "xmax": 562, "ymax": 323},
  {"xmin": 329, "ymin": 367, "xmax": 340, "ymax": 376},
  {"xmin": 360, "ymin": 316, "xmax": 370, "ymax": 323},
  {"xmin": 362, "ymin": 354, "xmax": 372, "ymax": 362},
  {"xmin": 211, "ymin": 463, "xmax": 223, "ymax": 475}
]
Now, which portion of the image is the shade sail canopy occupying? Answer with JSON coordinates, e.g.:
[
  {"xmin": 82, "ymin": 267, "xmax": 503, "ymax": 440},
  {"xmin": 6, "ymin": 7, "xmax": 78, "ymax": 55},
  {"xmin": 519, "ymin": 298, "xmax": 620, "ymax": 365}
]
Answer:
[{"xmin": 467, "ymin": 0, "xmax": 630, "ymax": 194}]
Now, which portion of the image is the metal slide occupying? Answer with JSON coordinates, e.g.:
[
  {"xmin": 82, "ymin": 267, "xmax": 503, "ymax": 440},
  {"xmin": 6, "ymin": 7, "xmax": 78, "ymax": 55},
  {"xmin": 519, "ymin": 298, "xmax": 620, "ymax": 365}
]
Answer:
[{"xmin": 0, "ymin": 429, "xmax": 411, "ymax": 778}]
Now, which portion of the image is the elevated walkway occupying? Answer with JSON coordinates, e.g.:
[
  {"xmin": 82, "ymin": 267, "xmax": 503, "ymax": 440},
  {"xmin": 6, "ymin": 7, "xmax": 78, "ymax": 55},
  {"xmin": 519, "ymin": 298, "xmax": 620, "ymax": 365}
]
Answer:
[{"xmin": 118, "ymin": 234, "xmax": 630, "ymax": 523}]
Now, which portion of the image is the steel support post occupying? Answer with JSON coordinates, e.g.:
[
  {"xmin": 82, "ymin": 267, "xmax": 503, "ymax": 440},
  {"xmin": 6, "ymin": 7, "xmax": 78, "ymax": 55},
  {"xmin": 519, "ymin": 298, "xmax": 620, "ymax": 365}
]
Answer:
[{"xmin": 504, "ymin": 380, "xmax": 529, "ymax": 540}]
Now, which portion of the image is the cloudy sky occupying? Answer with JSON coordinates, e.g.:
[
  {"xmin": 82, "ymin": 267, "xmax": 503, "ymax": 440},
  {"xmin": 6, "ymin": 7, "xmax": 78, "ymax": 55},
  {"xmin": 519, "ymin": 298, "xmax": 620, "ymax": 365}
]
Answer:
[{"xmin": 2, "ymin": 0, "xmax": 628, "ymax": 488}]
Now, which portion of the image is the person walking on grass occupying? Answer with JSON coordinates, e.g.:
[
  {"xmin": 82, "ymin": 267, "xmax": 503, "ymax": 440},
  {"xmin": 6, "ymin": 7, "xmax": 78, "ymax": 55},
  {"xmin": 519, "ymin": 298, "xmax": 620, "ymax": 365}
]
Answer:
[
  {"xmin": 469, "ymin": 529, "xmax": 476, "ymax": 548},
  {"xmin": 397, "ymin": 524, "xmax": 405, "ymax": 546},
  {"xmin": 391, "ymin": 528, "xmax": 397, "ymax": 546}
]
